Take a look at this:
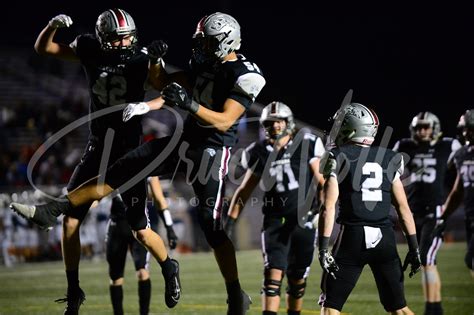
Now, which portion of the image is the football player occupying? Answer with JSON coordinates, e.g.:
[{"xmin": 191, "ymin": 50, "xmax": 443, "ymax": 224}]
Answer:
[
  {"xmin": 12, "ymin": 12, "xmax": 266, "ymax": 315},
  {"xmin": 434, "ymin": 109, "xmax": 474, "ymax": 278},
  {"xmin": 318, "ymin": 103, "xmax": 421, "ymax": 315},
  {"xmin": 393, "ymin": 112, "xmax": 461, "ymax": 315},
  {"xmin": 224, "ymin": 102, "xmax": 324, "ymax": 315},
  {"xmin": 14, "ymin": 9, "xmax": 180, "ymax": 314},
  {"xmin": 106, "ymin": 176, "xmax": 178, "ymax": 315}
]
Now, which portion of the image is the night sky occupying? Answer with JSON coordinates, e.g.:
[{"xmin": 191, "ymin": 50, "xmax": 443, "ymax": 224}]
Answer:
[{"xmin": 4, "ymin": 1, "xmax": 471, "ymax": 146}]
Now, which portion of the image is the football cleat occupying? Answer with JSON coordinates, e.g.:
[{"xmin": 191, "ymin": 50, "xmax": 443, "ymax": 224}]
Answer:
[
  {"xmin": 10, "ymin": 203, "xmax": 56, "ymax": 231},
  {"xmin": 227, "ymin": 290, "xmax": 252, "ymax": 315},
  {"xmin": 164, "ymin": 259, "xmax": 181, "ymax": 308},
  {"xmin": 55, "ymin": 287, "xmax": 86, "ymax": 315}
]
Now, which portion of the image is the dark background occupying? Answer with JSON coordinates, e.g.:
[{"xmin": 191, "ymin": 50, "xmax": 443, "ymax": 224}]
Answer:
[{"xmin": 4, "ymin": 1, "xmax": 471, "ymax": 146}]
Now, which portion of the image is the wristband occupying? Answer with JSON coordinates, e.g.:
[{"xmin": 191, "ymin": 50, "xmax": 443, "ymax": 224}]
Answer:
[
  {"xmin": 407, "ymin": 234, "xmax": 419, "ymax": 251},
  {"xmin": 189, "ymin": 100, "xmax": 200, "ymax": 114},
  {"xmin": 162, "ymin": 209, "xmax": 173, "ymax": 226},
  {"xmin": 318, "ymin": 236, "xmax": 330, "ymax": 250}
]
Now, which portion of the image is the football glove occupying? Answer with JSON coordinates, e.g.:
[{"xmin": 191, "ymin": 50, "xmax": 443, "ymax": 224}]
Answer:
[
  {"xmin": 162, "ymin": 82, "xmax": 199, "ymax": 113},
  {"xmin": 304, "ymin": 211, "xmax": 319, "ymax": 229},
  {"xmin": 123, "ymin": 102, "xmax": 150, "ymax": 122},
  {"xmin": 402, "ymin": 248, "xmax": 422, "ymax": 278},
  {"xmin": 318, "ymin": 249, "xmax": 339, "ymax": 279},
  {"xmin": 49, "ymin": 14, "xmax": 73, "ymax": 28},
  {"xmin": 166, "ymin": 226, "xmax": 178, "ymax": 250},
  {"xmin": 146, "ymin": 40, "xmax": 168, "ymax": 63}
]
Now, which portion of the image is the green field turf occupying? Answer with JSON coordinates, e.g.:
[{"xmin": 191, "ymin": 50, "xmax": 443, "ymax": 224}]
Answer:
[{"xmin": 0, "ymin": 243, "xmax": 472, "ymax": 314}]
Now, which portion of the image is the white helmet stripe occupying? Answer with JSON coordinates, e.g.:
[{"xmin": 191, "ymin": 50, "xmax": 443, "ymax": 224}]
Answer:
[{"xmin": 109, "ymin": 8, "xmax": 127, "ymax": 29}]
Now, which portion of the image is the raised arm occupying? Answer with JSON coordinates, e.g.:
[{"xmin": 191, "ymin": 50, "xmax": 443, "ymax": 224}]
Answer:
[
  {"xmin": 34, "ymin": 14, "xmax": 78, "ymax": 61},
  {"xmin": 144, "ymin": 40, "xmax": 191, "ymax": 91}
]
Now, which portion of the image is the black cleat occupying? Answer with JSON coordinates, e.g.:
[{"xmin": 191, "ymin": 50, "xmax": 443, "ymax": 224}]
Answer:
[
  {"xmin": 164, "ymin": 259, "xmax": 181, "ymax": 308},
  {"xmin": 10, "ymin": 202, "xmax": 57, "ymax": 231},
  {"xmin": 227, "ymin": 290, "xmax": 252, "ymax": 315},
  {"xmin": 55, "ymin": 287, "xmax": 86, "ymax": 315}
]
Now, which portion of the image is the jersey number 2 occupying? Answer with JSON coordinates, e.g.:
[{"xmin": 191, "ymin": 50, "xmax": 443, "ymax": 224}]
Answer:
[{"xmin": 362, "ymin": 162, "xmax": 383, "ymax": 202}]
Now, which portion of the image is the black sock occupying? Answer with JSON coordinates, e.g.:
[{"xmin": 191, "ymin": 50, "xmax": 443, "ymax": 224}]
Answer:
[
  {"xmin": 109, "ymin": 285, "xmax": 123, "ymax": 315},
  {"xmin": 225, "ymin": 279, "xmax": 241, "ymax": 300},
  {"xmin": 138, "ymin": 279, "xmax": 151, "ymax": 315},
  {"xmin": 263, "ymin": 311, "xmax": 277, "ymax": 315},
  {"xmin": 425, "ymin": 302, "xmax": 434, "ymax": 315},
  {"xmin": 287, "ymin": 311, "xmax": 301, "ymax": 315},
  {"xmin": 38, "ymin": 199, "xmax": 72, "ymax": 217},
  {"xmin": 160, "ymin": 257, "xmax": 174, "ymax": 279},
  {"xmin": 432, "ymin": 302, "xmax": 443, "ymax": 315},
  {"xmin": 66, "ymin": 270, "xmax": 79, "ymax": 291}
]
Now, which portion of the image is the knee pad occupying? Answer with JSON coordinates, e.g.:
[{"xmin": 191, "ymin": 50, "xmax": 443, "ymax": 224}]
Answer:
[
  {"xmin": 286, "ymin": 279, "xmax": 306, "ymax": 299},
  {"xmin": 261, "ymin": 279, "xmax": 282, "ymax": 297},
  {"xmin": 422, "ymin": 268, "xmax": 438, "ymax": 284}
]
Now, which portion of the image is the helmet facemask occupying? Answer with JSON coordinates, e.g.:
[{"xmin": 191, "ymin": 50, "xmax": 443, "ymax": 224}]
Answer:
[
  {"xmin": 96, "ymin": 9, "xmax": 138, "ymax": 61},
  {"xmin": 409, "ymin": 112, "xmax": 441, "ymax": 145},
  {"xmin": 260, "ymin": 102, "xmax": 296, "ymax": 141}
]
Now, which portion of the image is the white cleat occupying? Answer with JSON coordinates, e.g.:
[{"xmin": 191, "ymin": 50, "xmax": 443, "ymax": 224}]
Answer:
[
  {"xmin": 10, "ymin": 202, "xmax": 36, "ymax": 219},
  {"xmin": 10, "ymin": 203, "xmax": 54, "ymax": 231}
]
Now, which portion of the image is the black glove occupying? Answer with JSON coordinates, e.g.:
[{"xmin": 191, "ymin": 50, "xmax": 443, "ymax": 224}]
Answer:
[
  {"xmin": 402, "ymin": 248, "xmax": 422, "ymax": 278},
  {"xmin": 162, "ymin": 82, "xmax": 199, "ymax": 113},
  {"xmin": 166, "ymin": 226, "xmax": 178, "ymax": 250},
  {"xmin": 432, "ymin": 219, "xmax": 447, "ymax": 239},
  {"xmin": 318, "ymin": 249, "xmax": 339, "ymax": 279},
  {"xmin": 224, "ymin": 216, "xmax": 236, "ymax": 238},
  {"xmin": 146, "ymin": 40, "xmax": 168, "ymax": 63}
]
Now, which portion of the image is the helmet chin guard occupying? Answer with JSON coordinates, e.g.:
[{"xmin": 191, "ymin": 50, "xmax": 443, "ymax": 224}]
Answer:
[{"xmin": 260, "ymin": 101, "xmax": 296, "ymax": 140}]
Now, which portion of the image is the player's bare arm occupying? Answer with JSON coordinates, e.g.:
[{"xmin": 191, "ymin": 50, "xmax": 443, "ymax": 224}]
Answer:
[{"xmin": 34, "ymin": 14, "xmax": 78, "ymax": 61}]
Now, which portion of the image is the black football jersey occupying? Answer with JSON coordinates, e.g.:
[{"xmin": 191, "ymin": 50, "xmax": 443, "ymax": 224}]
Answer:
[
  {"xmin": 393, "ymin": 138, "xmax": 461, "ymax": 213},
  {"xmin": 242, "ymin": 131, "xmax": 324, "ymax": 215},
  {"xmin": 184, "ymin": 54, "xmax": 266, "ymax": 147},
  {"xmin": 453, "ymin": 145, "xmax": 474, "ymax": 219},
  {"xmin": 71, "ymin": 34, "xmax": 148, "ymax": 144},
  {"xmin": 332, "ymin": 145, "xmax": 404, "ymax": 227}
]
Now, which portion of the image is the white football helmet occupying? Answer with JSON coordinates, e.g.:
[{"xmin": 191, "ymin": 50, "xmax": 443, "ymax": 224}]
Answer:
[
  {"xmin": 334, "ymin": 103, "xmax": 379, "ymax": 146},
  {"xmin": 409, "ymin": 111, "xmax": 441, "ymax": 142},
  {"xmin": 260, "ymin": 101, "xmax": 296, "ymax": 139},
  {"xmin": 192, "ymin": 12, "xmax": 241, "ymax": 62},
  {"xmin": 95, "ymin": 8, "xmax": 137, "ymax": 59}
]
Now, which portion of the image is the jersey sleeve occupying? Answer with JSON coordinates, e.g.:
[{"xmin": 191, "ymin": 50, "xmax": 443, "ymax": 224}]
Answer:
[
  {"xmin": 69, "ymin": 35, "xmax": 81, "ymax": 54},
  {"xmin": 392, "ymin": 140, "xmax": 401, "ymax": 152},
  {"xmin": 241, "ymin": 142, "xmax": 265, "ymax": 176},
  {"xmin": 229, "ymin": 72, "xmax": 266, "ymax": 109},
  {"xmin": 305, "ymin": 133, "xmax": 325, "ymax": 164},
  {"xmin": 69, "ymin": 34, "xmax": 98, "ymax": 64},
  {"xmin": 388, "ymin": 152, "xmax": 405, "ymax": 183},
  {"xmin": 448, "ymin": 138, "xmax": 462, "ymax": 167}
]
